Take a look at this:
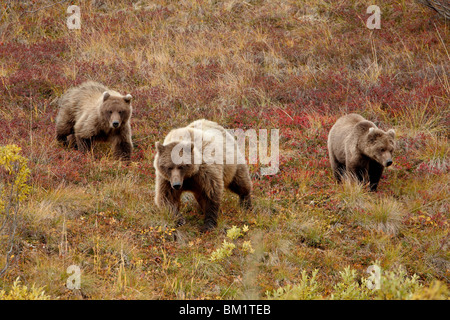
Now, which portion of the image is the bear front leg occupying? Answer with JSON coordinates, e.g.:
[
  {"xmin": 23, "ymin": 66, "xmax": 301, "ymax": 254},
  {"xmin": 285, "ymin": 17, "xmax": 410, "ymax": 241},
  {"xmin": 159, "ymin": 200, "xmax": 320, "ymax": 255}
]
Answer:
[
  {"xmin": 239, "ymin": 193, "xmax": 252, "ymax": 210},
  {"xmin": 112, "ymin": 138, "xmax": 132, "ymax": 160},
  {"xmin": 75, "ymin": 135, "xmax": 92, "ymax": 153},
  {"xmin": 155, "ymin": 174, "xmax": 184, "ymax": 226},
  {"xmin": 346, "ymin": 166, "xmax": 367, "ymax": 185},
  {"xmin": 195, "ymin": 194, "xmax": 221, "ymax": 233},
  {"xmin": 204, "ymin": 199, "xmax": 220, "ymax": 232},
  {"xmin": 188, "ymin": 169, "xmax": 224, "ymax": 232},
  {"xmin": 112, "ymin": 127, "xmax": 132, "ymax": 160},
  {"xmin": 368, "ymin": 160, "xmax": 384, "ymax": 192},
  {"xmin": 346, "ymin": 155, "xmax": 369, "ymax": 185},
  {"xmin": 66, "ymin": 134, "xmax": 76, "ymax": 148},
  {"xmin": 56, "ymin": 121, "xmax": 75, "ymax": 146},
  {"xmin": 330, "ymin": 156, "xmax": 346, "ymax": 183},
  {"xmin": 73, "ymin": 115, "xmax": 95, "ymax": 152}
]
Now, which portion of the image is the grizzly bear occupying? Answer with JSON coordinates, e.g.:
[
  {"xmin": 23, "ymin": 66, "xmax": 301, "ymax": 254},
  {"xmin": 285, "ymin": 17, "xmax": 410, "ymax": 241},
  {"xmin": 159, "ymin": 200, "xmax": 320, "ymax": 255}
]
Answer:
[
  {"xmin": 55, "ymin": 81, "xmax": 133, "ymax": 160},
  {"xmin": 153, "ymin": 119, "xmax": 252, "ymax": 232},
  {"xmin": 327, "ymin": 113, "xmax": 395, "ymax": 191}
]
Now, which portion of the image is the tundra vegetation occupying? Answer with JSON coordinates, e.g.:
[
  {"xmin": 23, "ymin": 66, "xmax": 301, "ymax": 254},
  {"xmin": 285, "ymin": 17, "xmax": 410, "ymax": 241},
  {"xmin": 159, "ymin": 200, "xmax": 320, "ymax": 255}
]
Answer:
[{"xmin": 0, "ymin": 0, "xmax": 448, "ymax": 299}]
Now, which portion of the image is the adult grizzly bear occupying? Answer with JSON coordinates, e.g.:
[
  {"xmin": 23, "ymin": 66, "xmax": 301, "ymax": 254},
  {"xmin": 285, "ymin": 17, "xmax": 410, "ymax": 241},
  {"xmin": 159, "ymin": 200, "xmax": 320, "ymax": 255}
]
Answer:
[
  {"xmin": 55, "ymin": 81, "xmax": 133, "ymax": 160},
  {"xmin": 154, "ymin": 119, "xmax": 252, "ymax": 232},
  {"xmin": 327, "ymin": 113, "xmax": 395, "ymax": 191}
]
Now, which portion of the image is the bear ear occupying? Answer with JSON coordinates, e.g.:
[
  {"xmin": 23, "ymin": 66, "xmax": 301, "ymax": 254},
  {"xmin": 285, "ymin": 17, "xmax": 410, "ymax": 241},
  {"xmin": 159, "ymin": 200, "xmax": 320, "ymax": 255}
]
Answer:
[
  {"xmin": 387, "ymin": 129, "xmax": 395, "ymax": 139},
  {"xmin": 103, "ymin": 91, "xmax": 110, "ymax": 102},
  {"xmin": 367, "ymin": 127, "xmax": 382, "ymax": 142},
  {"xmin": 156, "ymin": 141, "xmax": 164, "ymax": 154},
  {"xmin": 124, "ymin": 94, "xmax": 132, "ymax": 103}
]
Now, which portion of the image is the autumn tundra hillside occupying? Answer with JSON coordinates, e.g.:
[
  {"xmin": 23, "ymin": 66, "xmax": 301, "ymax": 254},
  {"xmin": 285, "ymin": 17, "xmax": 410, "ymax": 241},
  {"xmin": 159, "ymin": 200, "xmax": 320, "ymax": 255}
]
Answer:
[{"xmin": 0, "ymin": 0, "xmax": 448, "ymax": 299}]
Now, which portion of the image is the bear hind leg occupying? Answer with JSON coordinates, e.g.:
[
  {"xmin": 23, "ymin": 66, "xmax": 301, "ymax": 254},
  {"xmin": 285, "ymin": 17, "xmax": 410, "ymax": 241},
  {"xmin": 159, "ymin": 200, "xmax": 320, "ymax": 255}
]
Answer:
[{"xmin": 228, "ymin": 167, "xmax": 252, "ymax": 210}]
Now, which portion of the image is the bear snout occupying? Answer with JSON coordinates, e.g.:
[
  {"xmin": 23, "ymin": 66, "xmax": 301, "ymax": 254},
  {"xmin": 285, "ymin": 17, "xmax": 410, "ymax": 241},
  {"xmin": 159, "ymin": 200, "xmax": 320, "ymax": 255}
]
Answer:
[
  {"xmin": 109, "ymin": 111, "xmax": 122, "ymax": 129},
  {"xmin": 171, "ymin": 182, "xmax": 182, "ymax": 190},
  {"xmin": 385, "ymin": 159, "xmax": 393, "ymax": 167}
]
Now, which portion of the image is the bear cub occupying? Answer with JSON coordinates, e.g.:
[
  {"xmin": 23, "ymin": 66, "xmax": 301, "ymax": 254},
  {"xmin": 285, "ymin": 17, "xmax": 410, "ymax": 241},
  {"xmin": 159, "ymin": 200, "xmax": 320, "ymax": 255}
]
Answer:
[
  {"xmin": 154, "ymin": 119, "xmax": 252, "ymax": 232},
  {"xmin": 327, "ymin": 113, "xmax": 395, "ymax": 191},
  {"xmin": 56, "ymin": 81, "xmax": 133, "ymax": 160}
]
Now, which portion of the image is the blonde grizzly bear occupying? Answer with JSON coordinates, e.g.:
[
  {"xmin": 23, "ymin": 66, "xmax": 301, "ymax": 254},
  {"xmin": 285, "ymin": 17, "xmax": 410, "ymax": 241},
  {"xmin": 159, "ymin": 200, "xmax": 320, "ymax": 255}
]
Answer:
[
  {"xmin": 154, "ymin": 119, "xmax": 252, "ymax": 232},
  {"xmin": 327, "ymin": 114, "xmax": 395, "ymax": 191},
  {"xmin": 55, "ymin": 81, "xmax": 133, "ymax": 160}
]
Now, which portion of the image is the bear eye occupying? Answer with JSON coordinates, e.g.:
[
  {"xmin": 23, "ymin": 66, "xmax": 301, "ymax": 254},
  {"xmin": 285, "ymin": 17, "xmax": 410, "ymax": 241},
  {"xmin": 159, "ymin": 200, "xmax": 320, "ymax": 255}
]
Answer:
[
  {"xmin": 380, "ymin": 148, "xmax": 386, "ymax": 152},
  {"xmin": 109, "ymin": 111, "xmax": 112, "ymax": 115}
]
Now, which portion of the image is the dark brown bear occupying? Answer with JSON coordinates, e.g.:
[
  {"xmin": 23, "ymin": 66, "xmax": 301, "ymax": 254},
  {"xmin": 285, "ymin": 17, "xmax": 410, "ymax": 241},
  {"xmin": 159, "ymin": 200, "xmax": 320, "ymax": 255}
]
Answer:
[
  {"xmin": 55, "ymin": 81, "xmax": 133, "ymax": 160},
  {"xmin": 327, "ymin": 113, "xmax": 395, "ymax": 191}
]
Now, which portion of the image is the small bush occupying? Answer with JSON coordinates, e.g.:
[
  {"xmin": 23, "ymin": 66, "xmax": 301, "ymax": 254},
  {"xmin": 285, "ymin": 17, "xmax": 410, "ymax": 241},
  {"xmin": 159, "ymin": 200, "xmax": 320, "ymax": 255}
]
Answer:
[
  {"xmin": 210, "ymin": 225, "xmax": 254, "ymax": 262},
  {"xmin": 266, "ymin": 270, "xmax": 322, "ymax": 300},
  {"xmin": 266, "ymin": 264, "xmax": 448, "ymax": 300},
  {"xmin": 0, "ymin": 278, "xmax": 50, "ymax": 300},
  {"xmin": 0, "ymin": 145, "xmax": 31, "ymax": 276}
]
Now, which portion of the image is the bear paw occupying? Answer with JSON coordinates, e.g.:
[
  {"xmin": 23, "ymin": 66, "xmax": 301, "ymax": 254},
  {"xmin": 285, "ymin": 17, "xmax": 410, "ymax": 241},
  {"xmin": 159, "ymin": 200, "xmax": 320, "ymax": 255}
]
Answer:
[
  {"xmin": 175, "ymin": 217, "xmax": 186, "ymax": 227},
  {"xmin": 200, "ymin": 220, "xmax": 217, "ymax": 233}
]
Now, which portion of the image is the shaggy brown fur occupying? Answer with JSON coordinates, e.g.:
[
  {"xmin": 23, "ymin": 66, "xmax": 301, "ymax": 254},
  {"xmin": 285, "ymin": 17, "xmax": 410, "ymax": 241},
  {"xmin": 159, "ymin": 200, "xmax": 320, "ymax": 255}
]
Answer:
[
  {"xmin": 55, "ymin": 81, "xmax": 133, "ymax": 160},
  {"xmin": 327, "ymin": 113, "xmax": 395, "ymax": 191},
  {"xmin": 154, "ymin": 119, "xmax": 252, "ymax": 232}
]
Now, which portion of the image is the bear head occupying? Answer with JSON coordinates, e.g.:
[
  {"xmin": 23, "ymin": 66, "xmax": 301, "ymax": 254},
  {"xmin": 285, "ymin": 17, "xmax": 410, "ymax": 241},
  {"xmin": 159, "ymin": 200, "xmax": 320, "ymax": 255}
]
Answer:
[
  {"xmin": 100, "ymin": 92, "xmax": 132, "ymax": 130},
  {"xmin": 363, "ymin": 127, "xmax": 396, "ymax": 167},
  {"xmin": 154, "ymin": 141, "xmax": 200, "ymax": 190}
]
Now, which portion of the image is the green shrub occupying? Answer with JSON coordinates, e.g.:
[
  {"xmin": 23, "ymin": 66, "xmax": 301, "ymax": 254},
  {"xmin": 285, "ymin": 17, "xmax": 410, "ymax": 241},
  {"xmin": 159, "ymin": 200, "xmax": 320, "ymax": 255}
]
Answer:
[
  {"xmin": 0, "ymin": 145, "xmax": 31, "ymax": 276},
  {"xmin": 266, "ymin": 270, "xmax": 322, "ymax": 300},
  {"xmin": 0, "ymin": 278, "xmax": 50, "ymax": 300},
  {"xmin": 210, "ymin": 225, "xmax": 254, "ymax": 262},
  {"xmin": 266, "ymin": 264, "xmax": 448, "ymax": 300}
]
